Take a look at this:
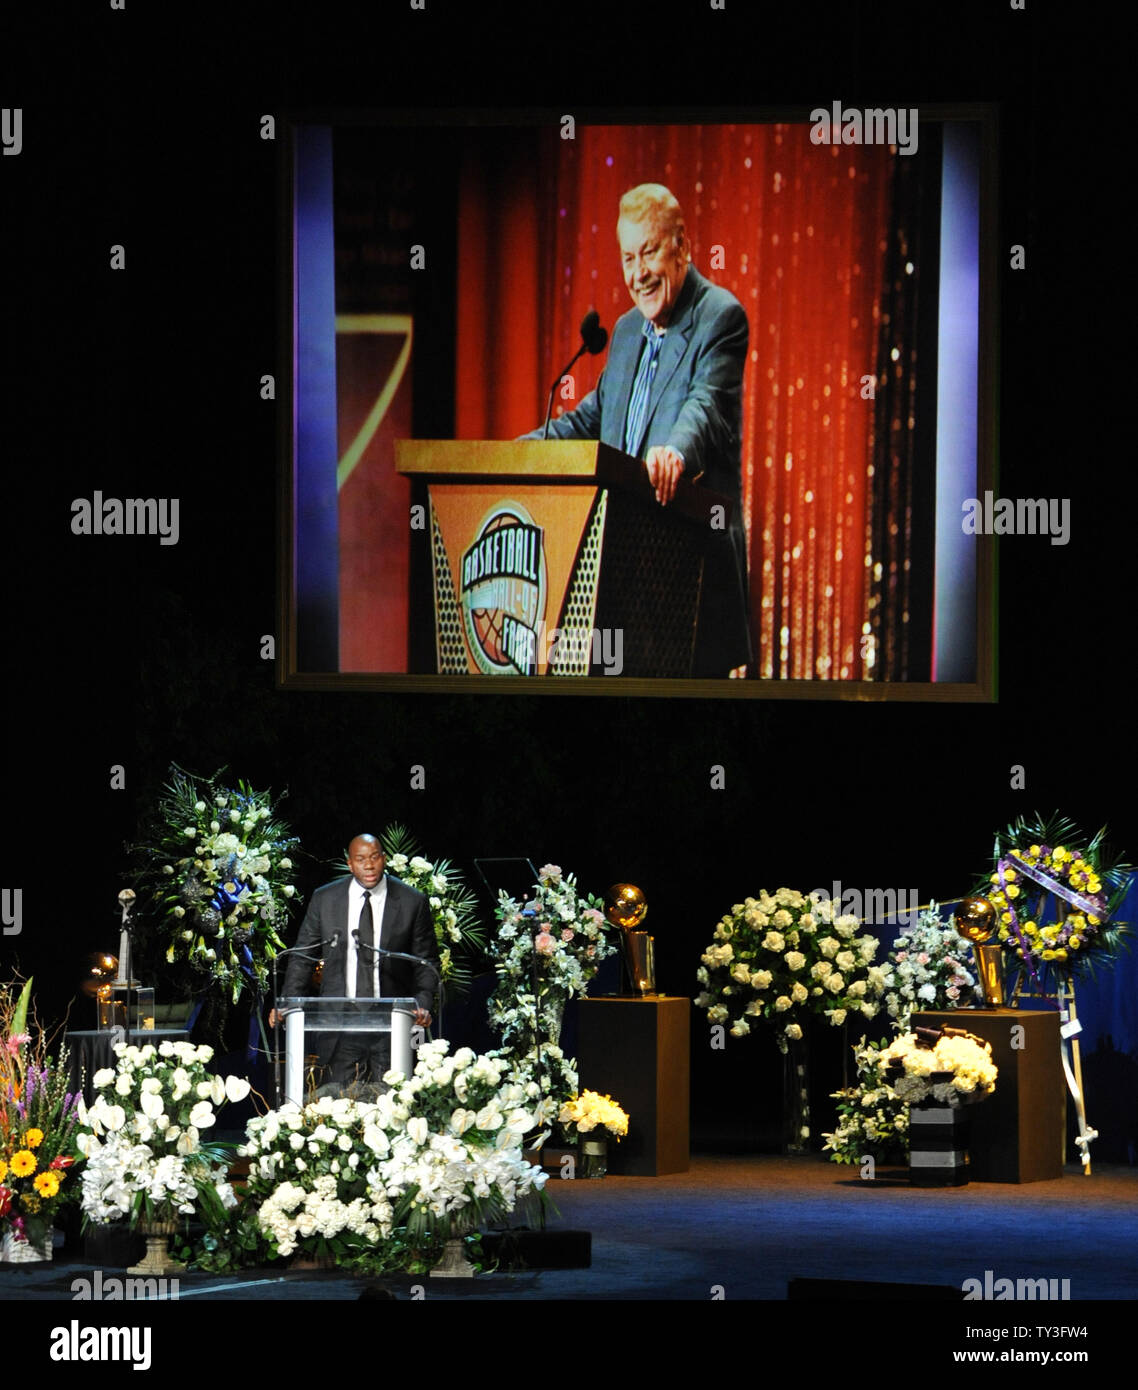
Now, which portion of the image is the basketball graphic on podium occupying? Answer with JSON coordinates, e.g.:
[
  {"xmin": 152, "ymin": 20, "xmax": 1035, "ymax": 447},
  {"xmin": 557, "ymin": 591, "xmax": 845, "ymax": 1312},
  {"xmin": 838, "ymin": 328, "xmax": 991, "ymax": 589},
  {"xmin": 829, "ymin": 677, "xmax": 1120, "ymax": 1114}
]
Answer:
[{"xmin": 460, "ymin": 503, "xmax": 547, "ymax": 676}]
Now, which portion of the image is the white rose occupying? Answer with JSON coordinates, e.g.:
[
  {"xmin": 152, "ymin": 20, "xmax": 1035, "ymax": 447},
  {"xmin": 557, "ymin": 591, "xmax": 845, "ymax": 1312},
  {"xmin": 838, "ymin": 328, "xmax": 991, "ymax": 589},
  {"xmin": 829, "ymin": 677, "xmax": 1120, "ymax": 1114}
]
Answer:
[
  {"xmin": 774, "ymin": 996, "xmax": 792, "ymax": 1012},
  {"xmin": 92, "ymin": 1067, "xmax": 116, "ymax": 1090},
  {"xmin": 114, "ymin": 1074, "xmax": 133, "ymax": 1096}
]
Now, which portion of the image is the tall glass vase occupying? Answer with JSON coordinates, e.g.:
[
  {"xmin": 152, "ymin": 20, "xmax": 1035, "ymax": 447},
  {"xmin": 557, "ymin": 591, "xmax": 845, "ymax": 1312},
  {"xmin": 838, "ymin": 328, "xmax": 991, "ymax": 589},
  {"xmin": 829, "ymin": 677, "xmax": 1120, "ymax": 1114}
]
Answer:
[{"xmin": 782, "ymin": 1031, "xmax": 811, "ymax": 1156}]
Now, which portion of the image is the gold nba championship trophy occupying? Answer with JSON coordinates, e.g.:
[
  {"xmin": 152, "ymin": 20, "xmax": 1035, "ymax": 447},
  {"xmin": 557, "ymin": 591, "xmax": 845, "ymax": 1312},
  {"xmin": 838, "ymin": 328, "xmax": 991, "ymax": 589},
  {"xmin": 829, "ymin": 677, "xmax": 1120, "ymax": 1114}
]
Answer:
[
  {"xmin": 606, "ymin": 883, "xmax": 655, "ymax": 995},
  {"xmin": 954, "ymin": 897, "xmax": 1004, "ymax": 1007}
]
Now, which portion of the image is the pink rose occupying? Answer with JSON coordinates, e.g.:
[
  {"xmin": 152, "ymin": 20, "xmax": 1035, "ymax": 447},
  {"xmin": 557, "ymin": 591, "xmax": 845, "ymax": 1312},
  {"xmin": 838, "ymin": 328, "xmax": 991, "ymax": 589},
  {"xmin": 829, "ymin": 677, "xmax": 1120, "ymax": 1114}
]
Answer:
[
  {"xmin": 535, "ymin": 932, "xmax": 556, "ymax": 956},
  {"xmin": 561, "ymin": 928, "xmax": 575, "ymax": 942}
]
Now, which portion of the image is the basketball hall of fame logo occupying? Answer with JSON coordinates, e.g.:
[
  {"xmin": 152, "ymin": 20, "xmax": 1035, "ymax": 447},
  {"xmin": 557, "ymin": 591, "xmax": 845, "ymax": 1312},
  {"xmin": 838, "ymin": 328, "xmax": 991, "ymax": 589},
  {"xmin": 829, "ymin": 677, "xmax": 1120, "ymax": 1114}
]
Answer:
[{"xmin": 460, "ymin": 503, "xmax": 547, "ymax": 675}]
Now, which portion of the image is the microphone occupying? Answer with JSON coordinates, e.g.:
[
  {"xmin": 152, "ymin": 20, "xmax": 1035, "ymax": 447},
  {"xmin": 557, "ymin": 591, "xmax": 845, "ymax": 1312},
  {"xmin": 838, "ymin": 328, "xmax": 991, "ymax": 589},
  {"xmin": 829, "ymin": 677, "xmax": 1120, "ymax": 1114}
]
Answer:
[
  {"xmin": 542, "ymin": 310, "xmax": 608, "ymax": 440},
  {"xmin": 580, "ymin": 309, "xmax": 608, "ymax": 355}
]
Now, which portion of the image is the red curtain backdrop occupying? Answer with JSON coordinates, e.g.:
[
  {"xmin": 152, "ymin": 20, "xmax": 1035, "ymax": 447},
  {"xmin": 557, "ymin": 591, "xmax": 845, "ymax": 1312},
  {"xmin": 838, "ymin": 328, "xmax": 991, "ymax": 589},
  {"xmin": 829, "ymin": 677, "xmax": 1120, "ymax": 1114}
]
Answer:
[{"xmin": 457, "ymin": 124, "xmax": 902, "ymax": 680}]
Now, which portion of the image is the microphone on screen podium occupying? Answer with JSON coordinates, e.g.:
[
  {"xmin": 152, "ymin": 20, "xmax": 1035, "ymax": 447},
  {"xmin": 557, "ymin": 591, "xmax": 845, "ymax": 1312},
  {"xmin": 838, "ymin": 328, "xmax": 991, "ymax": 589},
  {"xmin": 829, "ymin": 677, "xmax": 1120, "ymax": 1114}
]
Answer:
[{"xmin": 541, "ymin": 310, "xmax": 609, "ymax": 441}]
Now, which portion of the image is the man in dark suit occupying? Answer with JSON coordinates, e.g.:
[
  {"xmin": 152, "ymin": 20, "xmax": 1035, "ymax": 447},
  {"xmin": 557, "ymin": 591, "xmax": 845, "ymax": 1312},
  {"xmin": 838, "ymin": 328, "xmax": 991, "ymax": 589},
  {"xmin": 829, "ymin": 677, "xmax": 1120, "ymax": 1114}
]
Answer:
[
  {"xmin": 525, "ymin": 183, "xmax": 754, "ymax": 677},
  {"xmin": 271, "ymin": 834, "xmax": 438, "ymax": 1089}
]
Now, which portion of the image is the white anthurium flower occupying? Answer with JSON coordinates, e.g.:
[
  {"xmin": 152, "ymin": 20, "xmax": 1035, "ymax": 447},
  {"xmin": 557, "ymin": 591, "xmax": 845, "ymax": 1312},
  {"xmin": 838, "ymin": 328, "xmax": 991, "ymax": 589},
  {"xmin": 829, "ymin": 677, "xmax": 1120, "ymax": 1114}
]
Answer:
[
  {"xmin": 406, "ymin": 1117, "xmax": 429, "ymax": 1146},
  {"xmin": 103, "ymin": 1104, "xmax": 127, "ymax": 1132},
  {"xmin": 176, "ymin": 1126, "xmax": 200, "ymax": 1155},
  {"xmin": 189, "ymin": 1101, "xmax": 216, "ymax": 1129},
  {"xmin": 196, "ymin": 1081, "xmax": 214, "ymax": 1100},
  {"xmin": 225, "ymin": 1075, "xmax": 251, "ymax": 1103},
  {"xmin": 211, "ymin": 1076, "xmax": 227, "ymax": 1106},
  {"xmin": 140, "ymin": 1090, "xmax": 165, "ymax": 1120}
]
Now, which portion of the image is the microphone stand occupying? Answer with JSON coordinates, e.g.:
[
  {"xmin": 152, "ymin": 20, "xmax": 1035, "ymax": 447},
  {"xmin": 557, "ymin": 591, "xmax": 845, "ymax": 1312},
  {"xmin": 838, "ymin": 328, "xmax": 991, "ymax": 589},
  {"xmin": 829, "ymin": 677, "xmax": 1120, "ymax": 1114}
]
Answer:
[{"xmin": 542, "ymin": 316, "xmax": 608, "ymax": 440}]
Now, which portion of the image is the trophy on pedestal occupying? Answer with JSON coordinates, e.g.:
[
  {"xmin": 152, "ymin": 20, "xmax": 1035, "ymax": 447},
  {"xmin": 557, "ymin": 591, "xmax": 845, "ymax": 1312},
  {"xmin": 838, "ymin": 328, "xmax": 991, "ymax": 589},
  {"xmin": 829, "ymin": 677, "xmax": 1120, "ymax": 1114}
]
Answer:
[{"xmin": 605, "ymin": 883, "xmax": 656, "ymax": 996}]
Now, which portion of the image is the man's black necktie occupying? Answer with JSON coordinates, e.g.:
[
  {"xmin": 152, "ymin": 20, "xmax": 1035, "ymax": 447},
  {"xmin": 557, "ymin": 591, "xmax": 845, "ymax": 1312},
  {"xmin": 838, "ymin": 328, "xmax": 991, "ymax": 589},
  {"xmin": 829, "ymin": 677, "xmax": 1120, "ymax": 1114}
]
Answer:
[{"xmin": 356, "ymin": 889, "xmax": 375, "ymax": 998}]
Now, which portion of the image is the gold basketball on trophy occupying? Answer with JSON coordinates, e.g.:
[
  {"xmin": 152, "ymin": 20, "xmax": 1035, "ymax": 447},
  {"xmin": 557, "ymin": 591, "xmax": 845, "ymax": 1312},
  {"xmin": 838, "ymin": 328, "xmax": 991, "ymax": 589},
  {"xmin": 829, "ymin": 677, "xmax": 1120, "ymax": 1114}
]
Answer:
[
  {"xmin": 605, "ymin": 883, "xmax": 647, "ymax": 930},
  {"xmin": 954, "ymin": 896, "xmax": 997, "ymax": 943}
]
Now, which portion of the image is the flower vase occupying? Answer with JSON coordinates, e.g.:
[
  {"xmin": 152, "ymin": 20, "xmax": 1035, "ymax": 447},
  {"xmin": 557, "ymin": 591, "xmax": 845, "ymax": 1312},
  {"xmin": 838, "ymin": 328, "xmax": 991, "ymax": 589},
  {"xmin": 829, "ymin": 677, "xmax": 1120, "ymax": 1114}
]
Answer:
[
  {"xmin": 782, "ymin": 1033, "xmax": 811, "ymax": 1156},
  {"xmin": 909, "ymin": 1074, "xmax": 971, "ymax": 1187},
  {"xmin": 1, "ymin": 1228, "xmax": 53, "ymax": 1263},
  {"xmin": 580, "ymin": 1136, "xmax": 608, "ymax": 1179},
  {"xmin": 128, "ymin": 1220, "xmax": 185, "ymax": 1277},
  {"xmin": 430, "ymin": 1210, "xmax": 477, "ymax": 1278}
]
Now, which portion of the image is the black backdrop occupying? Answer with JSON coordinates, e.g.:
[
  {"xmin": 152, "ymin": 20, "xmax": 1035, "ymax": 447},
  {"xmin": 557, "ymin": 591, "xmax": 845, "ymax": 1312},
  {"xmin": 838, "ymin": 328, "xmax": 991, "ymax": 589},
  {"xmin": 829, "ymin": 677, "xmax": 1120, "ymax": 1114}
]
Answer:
[{"xmin": 4, "ymin": 0, "xmax": 1133, "ymax": 1304}]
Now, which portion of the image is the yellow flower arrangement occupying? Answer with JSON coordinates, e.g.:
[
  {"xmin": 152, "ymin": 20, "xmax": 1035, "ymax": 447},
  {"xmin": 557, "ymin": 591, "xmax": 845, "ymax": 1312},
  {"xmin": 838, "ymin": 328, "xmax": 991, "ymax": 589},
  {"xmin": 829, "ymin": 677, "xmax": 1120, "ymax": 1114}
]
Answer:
[
  {"xmin": 9, "ymin": 1150, "xmax": 37, "ymax": 1178},
  {"xmin": 559, "ymin": 1089, "xmax": 630, "ymax": 1138},
  {"xmin": 983, "ymin": 814, "xmax": 1131, "ymax": 980}
]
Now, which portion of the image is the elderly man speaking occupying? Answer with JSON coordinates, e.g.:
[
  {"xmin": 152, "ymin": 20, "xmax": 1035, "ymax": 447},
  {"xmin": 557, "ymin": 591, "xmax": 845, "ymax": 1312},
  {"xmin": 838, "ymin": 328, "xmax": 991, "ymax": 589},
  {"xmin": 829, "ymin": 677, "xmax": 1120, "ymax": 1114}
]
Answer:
[{"xmin": 523, "ymin": 183, "xmax": 753, "ymax": 678}]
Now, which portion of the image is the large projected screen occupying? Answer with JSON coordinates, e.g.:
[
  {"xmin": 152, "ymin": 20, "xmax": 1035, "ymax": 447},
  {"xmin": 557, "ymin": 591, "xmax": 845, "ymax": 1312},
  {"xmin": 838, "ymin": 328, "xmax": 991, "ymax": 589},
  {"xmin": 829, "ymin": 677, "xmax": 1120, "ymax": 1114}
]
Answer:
[{"xmin": 281, "ymin": 107, "xmax": 996, "ymax": 700}]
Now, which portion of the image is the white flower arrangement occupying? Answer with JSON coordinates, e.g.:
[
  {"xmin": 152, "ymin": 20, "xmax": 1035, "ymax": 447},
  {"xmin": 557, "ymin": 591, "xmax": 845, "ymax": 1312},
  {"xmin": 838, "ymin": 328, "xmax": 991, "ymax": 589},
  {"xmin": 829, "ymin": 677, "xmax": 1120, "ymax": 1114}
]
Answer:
[
  {"xmin": 375, "ymin": 825, "xmax": 485, "ymax": 994},
  {"xmin": 883, "ymin": 906, "xmax": 976, "ymax": 1025},
  {"xmin": 881, "ymin": 1030, "xmax": 997, "ymax": 1106},
  {"xmin": 132, "ymin": 767, "xmax": 302, "ymax": 1003},
  {"xmin": 239, "ymin": 1095, "xmax": 395, "ymax": 1260},
  {"xmin": 236, "ymin": 1041, "xmax": 548, "ymax": 1262},
  {"xmin": 694, "ymin": 889, "xmax": 887, "ymax": 1052},
  {"xmin": 489, "ymin": 866, "xmax": 616, "ymax": 1048},
  {"xmin": 77, "ymin": 1041, "xmax": 246, "ymax": 1227},
  {"xmin": 822, "ymin": 1037, "xmax": 909, "ymax": 1165}
]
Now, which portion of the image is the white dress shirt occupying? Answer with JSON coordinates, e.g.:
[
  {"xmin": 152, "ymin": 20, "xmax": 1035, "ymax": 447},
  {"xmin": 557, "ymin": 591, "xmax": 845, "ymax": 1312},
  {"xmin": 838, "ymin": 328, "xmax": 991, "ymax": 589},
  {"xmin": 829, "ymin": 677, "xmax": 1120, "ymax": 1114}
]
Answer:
[{"xmin": 344, "ymin": 875, "xmax": 387, "ymax": 999}]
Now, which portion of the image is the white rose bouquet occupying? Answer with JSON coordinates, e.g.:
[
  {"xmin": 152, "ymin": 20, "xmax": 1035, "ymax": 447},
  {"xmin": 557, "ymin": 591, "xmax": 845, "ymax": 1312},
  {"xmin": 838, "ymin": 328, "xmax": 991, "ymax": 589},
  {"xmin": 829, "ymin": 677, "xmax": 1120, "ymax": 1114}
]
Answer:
[
  {"xmin": 77, "ymin": 1040, "xmax": 247, "ymax": 1227},
  {"xmin": 694, "ymin": 889, "xmax": 887, "ymax": 1051},
  {"xmin": 882, "ymin": 1030, "xmax": 997, "ymax": 1106}
]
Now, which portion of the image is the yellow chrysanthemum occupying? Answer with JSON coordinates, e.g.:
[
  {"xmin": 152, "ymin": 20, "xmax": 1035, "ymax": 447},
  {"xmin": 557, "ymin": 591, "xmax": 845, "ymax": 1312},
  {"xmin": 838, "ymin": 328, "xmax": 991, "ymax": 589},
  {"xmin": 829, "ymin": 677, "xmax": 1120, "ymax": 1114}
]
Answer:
[
  {"xmin": 33, "ymin": 1171, "xmax": 60, "ymax": 1199},
  {"xmin": 24, "ymin": 1128, "xmax": 44, "ymax": 1149},
  {"xmin": 9, "ymin": 1150, "xmax": 36, "ymax": 1177}
]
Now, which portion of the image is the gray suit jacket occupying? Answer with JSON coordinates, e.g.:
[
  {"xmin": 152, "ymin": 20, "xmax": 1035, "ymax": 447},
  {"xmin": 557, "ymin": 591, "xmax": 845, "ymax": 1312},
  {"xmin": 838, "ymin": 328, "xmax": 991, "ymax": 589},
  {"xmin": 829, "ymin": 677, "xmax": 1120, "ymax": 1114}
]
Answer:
[{"xmin": 528, "ymin": 265, "xmax": 754, "ymax": 672}]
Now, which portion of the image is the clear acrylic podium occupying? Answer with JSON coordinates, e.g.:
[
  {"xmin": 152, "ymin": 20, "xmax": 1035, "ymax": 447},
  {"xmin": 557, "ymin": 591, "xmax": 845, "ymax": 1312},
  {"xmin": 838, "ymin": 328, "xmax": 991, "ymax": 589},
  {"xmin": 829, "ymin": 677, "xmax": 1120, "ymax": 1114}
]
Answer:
[{"xmin": 278, "ymin": 996, "xmax": 418, "ymax": 1105}]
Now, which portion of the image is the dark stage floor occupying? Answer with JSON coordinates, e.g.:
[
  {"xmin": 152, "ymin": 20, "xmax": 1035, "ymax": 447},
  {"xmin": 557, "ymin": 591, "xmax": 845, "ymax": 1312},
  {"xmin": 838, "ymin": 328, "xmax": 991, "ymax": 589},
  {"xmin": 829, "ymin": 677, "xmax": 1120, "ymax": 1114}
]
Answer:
[{"xmin": 6, "ymin": 1154, "xmax": 1137, "ymax": 1303}]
